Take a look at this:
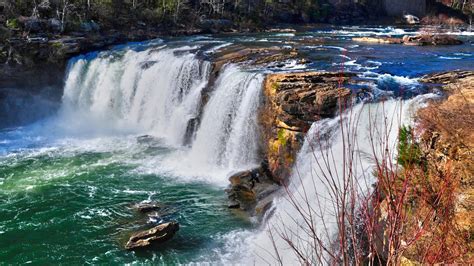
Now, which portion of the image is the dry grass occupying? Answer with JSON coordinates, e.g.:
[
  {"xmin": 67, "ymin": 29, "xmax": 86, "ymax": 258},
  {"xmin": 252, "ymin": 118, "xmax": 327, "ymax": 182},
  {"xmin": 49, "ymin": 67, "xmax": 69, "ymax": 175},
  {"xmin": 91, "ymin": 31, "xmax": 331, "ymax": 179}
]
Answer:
[{"xmin": 266, "ymin": 73, "xmax": 474, "ymax": 264}]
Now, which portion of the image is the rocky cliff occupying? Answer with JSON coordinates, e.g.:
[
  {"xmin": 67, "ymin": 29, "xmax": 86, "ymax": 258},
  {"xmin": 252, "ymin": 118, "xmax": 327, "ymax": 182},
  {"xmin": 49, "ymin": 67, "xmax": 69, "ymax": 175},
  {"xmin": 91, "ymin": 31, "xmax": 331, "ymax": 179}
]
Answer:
[
  {"xmin": 226, "ymin": 71, "xmax": 362, "ymax": 216},
  {"xmin": 260, "ymin": 72, "xmax": 353, "ymax": 182}
]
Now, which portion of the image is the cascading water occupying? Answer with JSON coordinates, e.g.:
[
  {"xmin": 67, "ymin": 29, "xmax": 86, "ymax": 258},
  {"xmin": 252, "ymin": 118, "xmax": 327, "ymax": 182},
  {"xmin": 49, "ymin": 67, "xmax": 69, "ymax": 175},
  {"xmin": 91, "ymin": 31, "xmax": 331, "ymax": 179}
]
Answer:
[
  {"xmin": 223, "ymin": 95, "xmax": 435, "ymax": 265},
  {"xmin": 56, "ymin": 45, "xmax": 263, "ymax": 185},
  {"xmin": 160, "ymin": 65, "xmax": 264, "ymax": 183},
  {"xmin": 188, "ymin": 65, "xmax": 263, "ymax": 170},
  {"xmin": 60, "ymin": 47, "xmax": 210, "ymax": 145}
]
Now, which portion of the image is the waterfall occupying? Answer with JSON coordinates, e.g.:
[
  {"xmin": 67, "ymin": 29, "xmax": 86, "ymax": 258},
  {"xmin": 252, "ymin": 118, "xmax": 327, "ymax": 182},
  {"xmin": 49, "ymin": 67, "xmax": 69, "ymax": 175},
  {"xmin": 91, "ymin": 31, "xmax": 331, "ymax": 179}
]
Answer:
[
  {"xmin": 188, "ymin": 65, "xmax": 263, "ymax": 170},
  {"xmin": 60, "ymin": 47, "xmax": 210, "ymax": 145},
  {"xmin": 162, "ymin": 65, "xmax": 264, "ymax": 183},
  {"xmin": 224, "ymin": 95, "xmax": 435, "ymax": 265},
  {"xmin": 58, "ymin": 45, "xmax": 263, "ymax": 184}
]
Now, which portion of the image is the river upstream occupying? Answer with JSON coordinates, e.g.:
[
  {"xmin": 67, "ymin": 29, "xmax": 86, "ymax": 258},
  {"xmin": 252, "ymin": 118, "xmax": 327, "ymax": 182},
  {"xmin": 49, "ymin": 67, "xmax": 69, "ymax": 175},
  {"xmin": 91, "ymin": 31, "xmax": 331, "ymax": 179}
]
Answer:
[{"xmin": 0, "ymin": 26, "xmax": 473, "ymax": 264}]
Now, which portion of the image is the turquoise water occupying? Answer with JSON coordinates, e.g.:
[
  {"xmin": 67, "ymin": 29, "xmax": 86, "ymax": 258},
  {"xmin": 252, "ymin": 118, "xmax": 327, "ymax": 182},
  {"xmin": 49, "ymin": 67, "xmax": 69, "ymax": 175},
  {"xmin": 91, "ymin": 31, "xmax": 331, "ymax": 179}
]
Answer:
[{"xmin": 0, "ymin": 134, "xmax": 252, "ymax": 264}]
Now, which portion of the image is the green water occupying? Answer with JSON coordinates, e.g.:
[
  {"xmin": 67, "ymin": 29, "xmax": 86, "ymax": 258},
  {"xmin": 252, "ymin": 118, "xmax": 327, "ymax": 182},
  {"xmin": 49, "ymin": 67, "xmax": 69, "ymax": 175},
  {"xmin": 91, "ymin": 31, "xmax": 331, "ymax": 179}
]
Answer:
[{"xmin": 0, "ymin": 136, "xmax": 252, "ymax": 264}]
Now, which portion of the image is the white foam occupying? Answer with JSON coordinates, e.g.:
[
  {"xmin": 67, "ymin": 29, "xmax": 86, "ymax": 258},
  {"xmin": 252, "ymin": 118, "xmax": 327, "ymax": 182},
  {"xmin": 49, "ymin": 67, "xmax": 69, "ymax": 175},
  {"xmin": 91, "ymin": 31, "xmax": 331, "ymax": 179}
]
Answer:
[
  {"xmin": 225, "ymin": 94, "xmax": 437, "ymax": 264},
  {"xmin": 439, "ymin": 56, "xmax": 462, "ymax": 60}
]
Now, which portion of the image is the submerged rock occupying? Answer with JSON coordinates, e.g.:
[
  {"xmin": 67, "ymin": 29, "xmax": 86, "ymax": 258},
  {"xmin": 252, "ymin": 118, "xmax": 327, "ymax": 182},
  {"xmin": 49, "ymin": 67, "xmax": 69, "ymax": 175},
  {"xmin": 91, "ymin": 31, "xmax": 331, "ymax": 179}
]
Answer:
[
  {"xmin": 125, "ymin": 222, "xmax": 179, "ymax": 250},
  {"xmin": 132, "ymin": 201, "xmax": 163, "ymax": 213}
]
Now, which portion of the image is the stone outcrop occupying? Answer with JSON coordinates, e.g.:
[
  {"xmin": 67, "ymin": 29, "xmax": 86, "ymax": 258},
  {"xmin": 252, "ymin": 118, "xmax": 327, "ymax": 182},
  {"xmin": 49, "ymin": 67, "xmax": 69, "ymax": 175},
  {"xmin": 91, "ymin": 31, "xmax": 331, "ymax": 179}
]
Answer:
[
  {"xmin": 402, "ymin": 34, "xmax": 463, "ymax": 46},
  {"xmin": 125, "ymin": 222, "xmax": 179, "ymax": 250},
  {"xmin": 352, "ymin": 37, "xmax": 403, "ymax": 44},
  {"xmin": 352, "ymin": 35, "xmax": 463, "ymax": 46},
  {"xmin": 420, "ymin": 70, "xmax": 474, "ymax": 85},
  {"xmin": 226, "ymin": 165, "xmax": 279, "ymax": 217},
  {"xmin": 419, "ymin": 71, "xmax": 474, "ymax": 235},
  {"xmin": 260, "ymin": 72, "xmax": 353, "ymax": 182},
  {"xmin": 371, "ymin": 71, "xmax": 474, "ymax": 264},
  {"xmin": 226, "ymin": 71, "xmax": 362, "ymax": 216},
  {"xmin": 210, "ymin": 45, "xmax": 301, "ymax": 74}
]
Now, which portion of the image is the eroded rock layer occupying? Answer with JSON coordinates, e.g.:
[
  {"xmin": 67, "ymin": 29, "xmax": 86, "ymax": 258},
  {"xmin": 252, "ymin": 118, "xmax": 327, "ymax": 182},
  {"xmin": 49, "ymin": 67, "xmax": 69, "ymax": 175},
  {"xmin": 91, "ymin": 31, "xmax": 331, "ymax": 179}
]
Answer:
[{"xmin": 260, "ymin": 72, "xmax": 353, "ymax": 182}]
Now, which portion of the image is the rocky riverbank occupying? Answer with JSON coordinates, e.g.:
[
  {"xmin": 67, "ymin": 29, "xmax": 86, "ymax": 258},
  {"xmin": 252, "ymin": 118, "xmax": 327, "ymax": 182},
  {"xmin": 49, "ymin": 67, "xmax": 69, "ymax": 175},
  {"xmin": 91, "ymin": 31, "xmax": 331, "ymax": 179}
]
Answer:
[
  {"xmin": 364, "ymin": 70, "xmax": 474, "ymax": 264},
  {"xmin": 353, "ymin": 34, "xmax": 464, "ymax": 46},
  {"xmin": 226, "ymin": 68, "xmax": 474, "ymax": 227},
  {"xmin": 226, "ymin": 71, "xmax": 369, "ymax": 216}
]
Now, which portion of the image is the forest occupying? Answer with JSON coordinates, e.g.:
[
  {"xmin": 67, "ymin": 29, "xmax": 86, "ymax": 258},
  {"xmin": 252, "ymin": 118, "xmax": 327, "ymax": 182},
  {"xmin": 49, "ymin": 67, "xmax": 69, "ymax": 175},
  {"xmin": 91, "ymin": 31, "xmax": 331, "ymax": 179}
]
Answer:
[{"xmin": 1, "ymin": 0, "xmax": 471, "ymax": 34}]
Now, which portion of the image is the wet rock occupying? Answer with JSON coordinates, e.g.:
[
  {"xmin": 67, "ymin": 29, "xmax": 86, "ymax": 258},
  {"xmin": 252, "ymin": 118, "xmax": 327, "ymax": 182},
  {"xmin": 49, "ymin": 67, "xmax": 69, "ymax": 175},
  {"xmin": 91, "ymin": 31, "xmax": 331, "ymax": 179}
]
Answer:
[
  {"xmin": 352, "ymin": 37, "xmax": 403, "ymax": 44},
  {"xmin": 352, "ymin": 35, "xmax": 462, "ymax": 46},
  {"xmin": 210, "ymin": 45, "xmax": 300, "ymax": 75},
  {"xmin": 136, "ymin": 135, "xmax": 156, "ymax": 144},
  {"xmin": 132, "ymin": 201, "xmax": 163, "ymax": 213},
  {"xmin": 420, "ymin": 70, "xmax": 474, "ymax": 85},
  {"xmin": 227, "ymin": 199, "xmax": 240, "ymax": 209},
  {"xmin": 402, "ymin": 34, "xmax": 463, "ymax": 46},
  {"xmin": 226, "ymin": 164, "xmax": 279, "ymax": 217},
  {"xmin": 140, "ymin": 60, "xmax": 158, "ymax": 70},
  {"xmin": 146, "ymin": 211, "xmax": 164, "ymax": 224},
  {"xmin": 125, "ymin": 221, "xmax": 179, "ymax": 250},
  {"xmin": 183, "ymin": 117, "xmax": 199, "ymax": 146}
]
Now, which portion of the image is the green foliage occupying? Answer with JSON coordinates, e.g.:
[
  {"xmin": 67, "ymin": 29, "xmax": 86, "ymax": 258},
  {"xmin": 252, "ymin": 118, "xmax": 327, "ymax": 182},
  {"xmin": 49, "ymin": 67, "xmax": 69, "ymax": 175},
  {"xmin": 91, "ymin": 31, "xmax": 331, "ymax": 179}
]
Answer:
[
  {"xmin": 277, "ymin": 129, "xmax": 287, "ymax": 147},
  {"xmin": 51, "ymin": 42, "xmax": 63, "ymax": 49},
  {"xmin": 2, "ymin": 0, "xmax": 337, "ymax": 32},
  {"xmin": 6, "ymin": 18, "xmax": 19, "ymax": 29},
  {"xmin": 397, "ymin": 125, "xmax": 422, "ymax": 168}
]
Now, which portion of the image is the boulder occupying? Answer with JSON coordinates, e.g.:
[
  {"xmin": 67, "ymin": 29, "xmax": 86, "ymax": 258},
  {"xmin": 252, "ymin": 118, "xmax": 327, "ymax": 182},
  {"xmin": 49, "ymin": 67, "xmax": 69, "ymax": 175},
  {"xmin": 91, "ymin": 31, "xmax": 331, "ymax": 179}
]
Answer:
[
  {"xmin": 402, "ymin": 34, "xmax": 463, "ymax": 46},
  {"xmin": 125, "ymin": 222, "xmax": 179, "ymax": 250},
  {"xmin": 226, "ymin": 164, "xmax": 279, "ymax": 216}
]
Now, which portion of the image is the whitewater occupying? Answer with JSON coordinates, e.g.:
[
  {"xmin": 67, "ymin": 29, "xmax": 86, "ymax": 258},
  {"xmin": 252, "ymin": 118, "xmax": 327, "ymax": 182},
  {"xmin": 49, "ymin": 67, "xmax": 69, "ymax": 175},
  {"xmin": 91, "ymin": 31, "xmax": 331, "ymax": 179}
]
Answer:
[{"xmin": 216, "ymin": 94, "xmax": 435, "ymax": 265}]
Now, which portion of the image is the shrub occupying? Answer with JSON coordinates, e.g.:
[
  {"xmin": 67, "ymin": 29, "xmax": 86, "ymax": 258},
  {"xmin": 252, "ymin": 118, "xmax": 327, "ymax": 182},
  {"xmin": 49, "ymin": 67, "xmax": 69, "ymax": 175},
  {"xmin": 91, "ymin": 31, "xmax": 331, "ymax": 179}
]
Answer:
[{"xmin": 397, "ymin": 125, "xmax": 422, "ymax": 168}]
